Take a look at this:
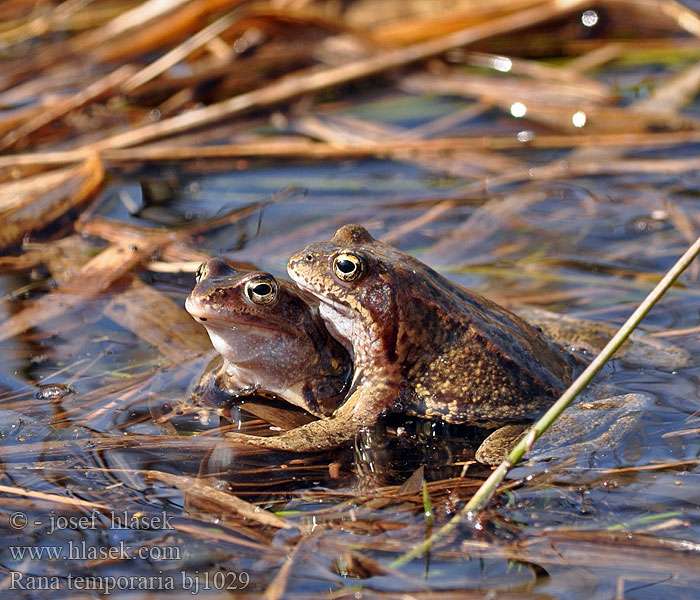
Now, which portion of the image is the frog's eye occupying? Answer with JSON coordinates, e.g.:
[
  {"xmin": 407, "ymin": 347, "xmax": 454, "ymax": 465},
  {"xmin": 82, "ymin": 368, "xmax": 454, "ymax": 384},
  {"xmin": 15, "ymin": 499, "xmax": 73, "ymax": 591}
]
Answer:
[
  {"xmin": 332, "ymin": 252, "xmax": 365, "ymax": 282},
  {"xmin": 194, "ymin": 262, "xmax": 207, "ymax": 282},
  {"xmin": 245, "ymin": 276, "xmax": 278, "ymax": 305}
]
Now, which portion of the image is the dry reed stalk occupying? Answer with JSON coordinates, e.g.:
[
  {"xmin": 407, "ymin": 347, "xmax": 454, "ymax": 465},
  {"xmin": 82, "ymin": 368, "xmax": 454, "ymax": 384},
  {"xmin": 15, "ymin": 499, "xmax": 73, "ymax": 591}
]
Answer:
[
  {"xmin": 172, "ymin": 519, "xmax": 278, "ymax": 552},
  {"xmin": 146, "ymin": 471, "xmax": 289, "ymax": 529},
  {"xmin": 565, "ymin": 41, "xmax": 627, "ymax": 71},
  {"xmin": 87, "ymin": 0, "xmax": 246, "ymax": 63},
  {"xmin": 103, "ymin": 279, "xmax": 211, "ymax": 363},
  {"xmin": 0, "ymin": 65, "xmax": 136, "ymax": 151},
  {"xmin": 0, "ymin": 483, "xmax": 108, "ymax": 510},
  {"xmin": 121, "ymin": 10, "xmax": 241, "ymax": 93},
  {"xmin": 0, "ymin": 231, "xmax": 174, "ymax": 342},
  {"xmin": 69, "ymin": 0, "xmax": 199, "ymax": 55},
  {"xmin": 223, "ymin": 400, "xmax": 315, "ymax": 431},
  {"xmin": 78, "ymin": 217, "xmax": 215, "ymax": 266},
  {"xmin": 466, "ymin": 51, "xmax": 610, "ymax": 90},
  {"xmin": 0, "ymin": 153, "xmax": 104, "ymax": 250},
  {"xmin": 401, "ymin": 71, "xmax": 611, "ymax": 105},
  {"xmin": 291, "ymin": 114, "xmax": 523, "ymax": 178},
  {"xmin": 652, "ymin": 324, "xmax": 700, "ymax": 337},
  {"xmin": 54, "ymin": 0, "xmax": 586, "ymax": 153},
  {"xmin": 401, "ymin": 73, "xmax": 699, "ymax": 133},
  {"xmin": 381, "ymin": 200, "xmax": 458, "ymax": 245},
  {"xmin": 5, "ymin": 128, "xmax": 700, "ymax": 170},
  {"xmin": 494, "ymin": 530, "xmax": 700, "ymax": 578},
  {"xmin": 363, "ymin": 0, "xmax": 547, "ymax": 44},
  {"xmin": 262, "ymin": 541, "xmax": 304, "ymax": 600},
  {"xmin": 0, "ymin": 434, "xmax": 269, "ymax": 462}
]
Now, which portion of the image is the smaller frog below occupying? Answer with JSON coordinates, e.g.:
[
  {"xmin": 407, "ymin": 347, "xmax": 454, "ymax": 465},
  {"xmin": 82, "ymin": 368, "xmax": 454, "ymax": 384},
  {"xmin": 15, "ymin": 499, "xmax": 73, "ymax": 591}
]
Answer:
[{"xmin": 185, "ymin": 258, "xmax": 352, "ymax": 418}]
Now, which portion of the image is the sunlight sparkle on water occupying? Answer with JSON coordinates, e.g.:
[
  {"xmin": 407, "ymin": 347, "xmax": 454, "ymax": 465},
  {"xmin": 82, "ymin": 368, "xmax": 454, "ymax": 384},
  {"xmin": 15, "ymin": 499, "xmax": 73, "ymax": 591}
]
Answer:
[
  {"xmin": 572, "ymin": 110, "xmax": 587, "ymax": 127},
  {"xmin": 581, "ymin": 10, "xmax": 599, "ymax": 27},
  {"xmin": 510, "ymin": 102, "xmax": 527, "ymax": 118},
  {"xmin": 492, "ymin": 56, "xmax": 512, "ymax": 72}
]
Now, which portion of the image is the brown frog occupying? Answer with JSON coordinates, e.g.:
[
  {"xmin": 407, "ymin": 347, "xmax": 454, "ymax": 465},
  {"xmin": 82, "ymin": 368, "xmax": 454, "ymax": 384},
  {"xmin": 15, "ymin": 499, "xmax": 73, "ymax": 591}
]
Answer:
[
  {"xmin": 225, "ymin": 225, "xmax": 576, "ymax": 452},
  {"xmin": 185, "ymin": 257, "xmax": 351, "ymax": 418}
]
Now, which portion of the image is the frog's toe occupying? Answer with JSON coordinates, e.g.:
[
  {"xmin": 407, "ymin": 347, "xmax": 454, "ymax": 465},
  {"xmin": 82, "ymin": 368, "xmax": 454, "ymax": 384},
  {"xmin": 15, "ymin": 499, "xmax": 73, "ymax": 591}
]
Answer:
[
  {"xmin": 225, "ymin": 432, "xmax": 279, "ymax": 447},
  {"xmin": 225, "ymin": 430, "xmax": 325, "ymax": 452}
]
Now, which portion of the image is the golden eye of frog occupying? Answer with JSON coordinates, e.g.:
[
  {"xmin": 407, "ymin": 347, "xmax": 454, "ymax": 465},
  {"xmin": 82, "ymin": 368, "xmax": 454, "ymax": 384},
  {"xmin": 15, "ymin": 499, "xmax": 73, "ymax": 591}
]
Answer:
[
  {"xmin": 226, "ymin": 225, "xmax": 575, "ymax": 452},
  {"xmin": 185, "ymin": 257, "xmax": 351, "ymax": 418}
]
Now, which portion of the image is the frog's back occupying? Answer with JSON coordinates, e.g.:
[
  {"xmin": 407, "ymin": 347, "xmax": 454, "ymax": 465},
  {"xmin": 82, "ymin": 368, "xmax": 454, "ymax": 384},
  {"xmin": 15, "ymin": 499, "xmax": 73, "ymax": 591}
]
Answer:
[
  {"xmin": 288, "ymin": 223, "xmax": 575, "ymax": 429},
  {"xmin": 397, "ymin": 263, "xmax": 574, "ymax": 424}
]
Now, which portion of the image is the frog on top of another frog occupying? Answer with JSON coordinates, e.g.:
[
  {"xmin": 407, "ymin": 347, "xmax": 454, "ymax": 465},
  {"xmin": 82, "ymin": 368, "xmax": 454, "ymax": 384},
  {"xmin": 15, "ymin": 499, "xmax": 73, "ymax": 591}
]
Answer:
[
  {"xmin": 225, "ymin": 224, "xmax": 583, "ymax": 453},
  {"xmin": 185, "ymin": 257, "xmax": 351, "ymax": 418}
]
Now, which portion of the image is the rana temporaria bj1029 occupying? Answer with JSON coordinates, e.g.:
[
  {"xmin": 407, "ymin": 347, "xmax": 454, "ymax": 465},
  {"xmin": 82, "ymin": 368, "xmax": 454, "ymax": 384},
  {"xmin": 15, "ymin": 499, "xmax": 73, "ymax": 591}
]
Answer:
[{"xmin": 185, "ymin": 257, "xmax": 351, "ymax": 418}]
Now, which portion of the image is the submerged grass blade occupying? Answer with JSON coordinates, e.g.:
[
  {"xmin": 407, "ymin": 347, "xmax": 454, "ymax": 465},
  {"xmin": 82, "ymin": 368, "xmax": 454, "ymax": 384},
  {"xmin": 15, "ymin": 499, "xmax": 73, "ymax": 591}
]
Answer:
[{"xmin": 392, "ymin": 233, "xmax": 700, "ymax": 569}]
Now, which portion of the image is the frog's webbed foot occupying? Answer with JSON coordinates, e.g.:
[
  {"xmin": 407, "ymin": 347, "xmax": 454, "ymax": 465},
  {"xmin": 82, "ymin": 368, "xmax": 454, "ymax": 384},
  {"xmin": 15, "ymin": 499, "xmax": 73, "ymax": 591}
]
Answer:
[
  {"xmin": 475, "ymin": 424, "xmax": 528, "ymax": 466},
  {"xmin": 475, "ymin": 393, "xmax": 652, "ymax": 466},
  {"xmin": 529, "ymin": 393, "xmax": 651, "ymax": 464}
]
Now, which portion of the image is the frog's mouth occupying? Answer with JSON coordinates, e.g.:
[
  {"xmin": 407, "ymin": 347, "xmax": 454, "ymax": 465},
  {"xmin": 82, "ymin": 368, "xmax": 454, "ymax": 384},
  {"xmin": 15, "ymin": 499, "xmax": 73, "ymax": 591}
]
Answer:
[
  {"xmin": 185, "ymin": 295, "xmax": 283, "ymax": 333},
  {"xmin": 292, "ymin": 282, "xmax": 352, "ymax": 319}
]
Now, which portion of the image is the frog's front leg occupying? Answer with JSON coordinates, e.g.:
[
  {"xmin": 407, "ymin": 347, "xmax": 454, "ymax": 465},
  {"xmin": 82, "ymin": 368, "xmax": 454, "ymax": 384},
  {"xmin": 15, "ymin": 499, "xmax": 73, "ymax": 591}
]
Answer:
[
  {"xmin": 224, "ymin": 378, "xmax": 391, "ymax": 452},
  {"xmin": 225, "ymin": 408, "xmax": 356, "ymax": 452}
]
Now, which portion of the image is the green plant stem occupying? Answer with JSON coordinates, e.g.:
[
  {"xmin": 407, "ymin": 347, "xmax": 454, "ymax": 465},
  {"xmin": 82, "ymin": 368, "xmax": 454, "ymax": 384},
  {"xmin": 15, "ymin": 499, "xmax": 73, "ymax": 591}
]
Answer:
[{"xmin": 391, "ymin": 234, "xmax": 700, "ymax": 569}]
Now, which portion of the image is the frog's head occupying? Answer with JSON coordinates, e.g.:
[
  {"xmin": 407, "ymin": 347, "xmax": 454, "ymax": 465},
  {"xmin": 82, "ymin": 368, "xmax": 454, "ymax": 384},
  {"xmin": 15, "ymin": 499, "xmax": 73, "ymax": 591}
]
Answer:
[
  {"xmin": 288, "ymin": 225, "xmax": 407, "ymax": 362},
  {"xmin": 186, "ymin": 258, "xmax": 289, "ymax": 344},
  {"xmin": 186, "ymin": 258, "xmax": 348, "ymax": 416}
]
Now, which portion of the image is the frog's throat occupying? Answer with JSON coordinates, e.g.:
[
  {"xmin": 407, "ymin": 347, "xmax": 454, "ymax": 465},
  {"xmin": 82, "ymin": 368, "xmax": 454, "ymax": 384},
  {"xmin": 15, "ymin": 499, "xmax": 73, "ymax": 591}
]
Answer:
[{"xmin": 221, "ymin": 361, "xmax": 321, "ymax": 415}]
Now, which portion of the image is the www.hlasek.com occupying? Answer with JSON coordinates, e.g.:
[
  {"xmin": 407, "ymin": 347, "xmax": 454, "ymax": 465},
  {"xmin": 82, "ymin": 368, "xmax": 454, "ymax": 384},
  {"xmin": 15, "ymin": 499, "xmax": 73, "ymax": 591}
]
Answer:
[
  {"xmin": 9, "ymin": 571, "xmax": 251, "ymax": 594},
  {"xmin": 9, "ymin": 539, "xmax": 181, "ymax": 562}
]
